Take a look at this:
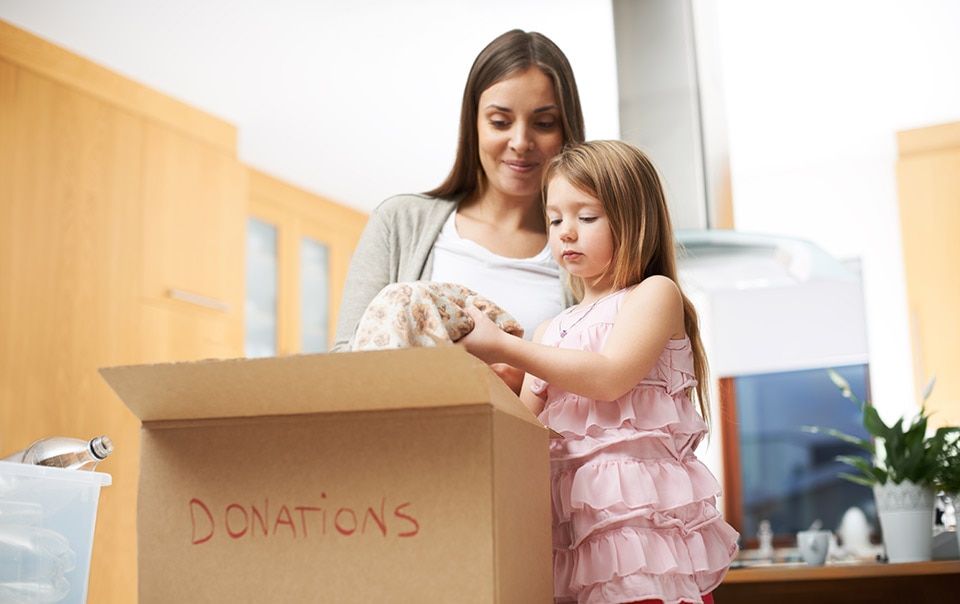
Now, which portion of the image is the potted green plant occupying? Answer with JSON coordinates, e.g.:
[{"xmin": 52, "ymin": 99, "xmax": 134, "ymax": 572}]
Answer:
[
  {"xmin": 935, "ymin": 431, "xmax": 960, "ymax": 493},
  {"xmin": 935, "ymin": 430, "xmax": 960, "ymax": 555},
  {"xmin": 804, "ymin": 369, "xmax": 959, "ymax": 563}
]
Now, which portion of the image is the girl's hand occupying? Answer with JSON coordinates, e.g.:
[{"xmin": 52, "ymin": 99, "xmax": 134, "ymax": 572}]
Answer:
[
  {"xmin": 460, "ymin": 307, "xmax": 525, "ymax": 394},
  {"xmin": 459, "ymin": 305, "xmax": 510, "ymax": 364},
  {"xmin": 458, "ymin": 307, "xmax": 530, "ymax": 395}
]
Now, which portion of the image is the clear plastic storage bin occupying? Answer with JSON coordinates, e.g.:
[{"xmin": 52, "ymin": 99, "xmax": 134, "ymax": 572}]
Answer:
[{"xmin": 0, "ymin": 460, "xmax": 111, "ymax": 603}]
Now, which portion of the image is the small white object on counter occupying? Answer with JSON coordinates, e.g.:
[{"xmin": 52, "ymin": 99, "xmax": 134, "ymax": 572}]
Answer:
[{"xmin": 836, "ymin": 506, "xmax": 875, "ymax": 559}]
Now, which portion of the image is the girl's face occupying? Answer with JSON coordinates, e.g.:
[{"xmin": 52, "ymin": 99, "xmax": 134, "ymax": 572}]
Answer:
[
  {"xmin": 545, "ymin": 175, "xmax": 615, "ymax": 293},
  {"xmin": 476, "ymin": 67, "xmax": 564, "ymax": 204}
]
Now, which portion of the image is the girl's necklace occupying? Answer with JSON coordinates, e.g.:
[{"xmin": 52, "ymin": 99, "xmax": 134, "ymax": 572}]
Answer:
[{"xmin": 558, "ymin": 297, "xmax": 603, "ymax": 338}]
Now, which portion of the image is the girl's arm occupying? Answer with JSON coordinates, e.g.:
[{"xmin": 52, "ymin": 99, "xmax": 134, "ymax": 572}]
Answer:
[
  {"xmin": 516, "ymin": 318, "xmax": 552, "ymax": 415},
  {"xmin": 460, "ymin": 276, "xmax": 686, "ymax": 402}
]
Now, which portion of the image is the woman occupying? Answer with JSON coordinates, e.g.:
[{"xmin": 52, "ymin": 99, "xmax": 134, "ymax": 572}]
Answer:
[{"xmin": 333, "ymin": 29, "xmax": 586, "ymax": 388}]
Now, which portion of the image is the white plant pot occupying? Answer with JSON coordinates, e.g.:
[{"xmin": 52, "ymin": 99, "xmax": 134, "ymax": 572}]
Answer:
[{"xmin": 873, "ymin": 480, "xmax": 936, "ymax": 563}]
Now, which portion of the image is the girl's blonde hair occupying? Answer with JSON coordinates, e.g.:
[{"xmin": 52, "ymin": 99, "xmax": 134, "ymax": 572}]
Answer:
[{"xmin": 543, "ymin": 140, "xmax": 711, "ymax": 425}]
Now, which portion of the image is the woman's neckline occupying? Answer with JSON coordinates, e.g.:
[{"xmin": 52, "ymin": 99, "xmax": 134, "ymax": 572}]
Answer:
[{"xmin": 451, "ymin": 206, "xmax": 548, "ymax": 260}]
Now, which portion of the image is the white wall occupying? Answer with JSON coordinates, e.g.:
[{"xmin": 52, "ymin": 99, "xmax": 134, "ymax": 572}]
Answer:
[
  {"xmin": 0, "ymin": 0, "xmax": 621, "ymax": 212},
  {"xmin": 712, "ymin": 0, "xmax": 960, "ymax": 422}
]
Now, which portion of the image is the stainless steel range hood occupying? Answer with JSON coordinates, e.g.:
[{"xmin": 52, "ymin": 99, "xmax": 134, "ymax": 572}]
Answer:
[{"xmin": 675, "ymin": 229, "xmax": 862, "ymax": 291}]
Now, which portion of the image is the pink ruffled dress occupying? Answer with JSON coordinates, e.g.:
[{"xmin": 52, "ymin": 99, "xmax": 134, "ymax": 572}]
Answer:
[{"xmin": 531, "ymin": 288, "xmax": 739, "ymax": 604}]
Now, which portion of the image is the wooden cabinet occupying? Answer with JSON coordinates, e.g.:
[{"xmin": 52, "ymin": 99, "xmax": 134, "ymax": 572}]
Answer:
[
  {"xmin": 896, "ymin": 122, "xmax": 960, "ymax": 428},
  {"xmin": 140, "ymin": 122, "xmax": 246, "ymax": 362},
  {"xmin": 246, "ymin": 169, "xmax": 366, "ymax": 356},
  {"xmin": 1, "ymin": 21, "xmax": 244, "ymax": 603},
  {"xmin": 0, "ymin": 54, "xmax": 144, "ymax": 604},
  {"xmin": 1, "ymin": 21, "xmax": 368, "ymax": 602}
]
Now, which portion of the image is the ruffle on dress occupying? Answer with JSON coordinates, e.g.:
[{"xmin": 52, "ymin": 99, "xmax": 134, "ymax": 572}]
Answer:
[
  {"xmin": 552, "ymin": 458, "xmax": 723, "ymax": 542},
  {"xmin": 555, "ymin": 520, "xmax": 739, "ymax": 600},
  {"xmin": 554, "ymin": 496, "xmax": 729, "ymax": 547},
  {"xmin": 541, "ymin": 389, "xmax": 706, "ymax": 463},
  {"xmin": 541, "ymin": 378, "xmax": 698, "ymax": 431},
  {"xmin": 572, "ymin": 561, "xmax": 735, "ymax": 604}
]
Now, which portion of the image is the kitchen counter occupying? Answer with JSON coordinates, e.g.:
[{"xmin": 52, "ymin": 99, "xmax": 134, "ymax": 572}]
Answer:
[{"xmin": 714, "ymin": 560, "xmax": 960, "ymax": 603}]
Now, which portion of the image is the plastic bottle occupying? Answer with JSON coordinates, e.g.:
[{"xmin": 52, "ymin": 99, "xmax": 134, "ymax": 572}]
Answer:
[
  {"xmin": 0, "ymin": 577, "xmax": 71, "ymax": 604},
  {"xmin": 0, "ymin": 525, "xmax": 75, "ymax": 577},
  {"xmin": 2, "ymin": 436, "xmax": 113, "ymax": 471},
  {"xmin": 0, "ymin": 525, "xmax": 74, "ymax": 603}
]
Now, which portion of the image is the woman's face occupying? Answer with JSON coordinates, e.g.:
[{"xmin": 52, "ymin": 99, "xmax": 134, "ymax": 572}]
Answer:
[{"xmin": 476, "ymin": 67, "xmax": 564, "ymax": 204}]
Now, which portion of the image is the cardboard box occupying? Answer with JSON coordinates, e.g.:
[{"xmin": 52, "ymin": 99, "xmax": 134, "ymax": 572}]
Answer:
[{"xmin": 100, "ymin": 347, "xmax": 553, "ymax": 603}]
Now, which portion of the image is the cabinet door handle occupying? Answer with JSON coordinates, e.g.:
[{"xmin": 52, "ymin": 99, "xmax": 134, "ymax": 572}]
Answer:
[{"xmin": 168, "ymin": 288, "xmax": 231, "ymax": 313}]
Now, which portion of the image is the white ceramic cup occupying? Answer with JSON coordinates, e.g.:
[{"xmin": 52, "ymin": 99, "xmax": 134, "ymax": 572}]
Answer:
[{"xmin": 797, "ymin": 529, "xmax": 831, "ymax": 566}]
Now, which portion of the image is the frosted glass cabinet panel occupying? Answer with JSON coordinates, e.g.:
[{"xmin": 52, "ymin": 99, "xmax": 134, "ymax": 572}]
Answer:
[
  {"xmin": 246, "ymin": 169, "xmax": 367, "ymax": 356},
  {"xmin": 245, "ymin": 217, "xmax": 279, "ymax": 358},
  {"xmin": 245, "ymin": 200, "xmax": 337, "ymax": 357},
  {"xmin": 299, "ymin": 237, "xmax": 330, "ymax": 353}
]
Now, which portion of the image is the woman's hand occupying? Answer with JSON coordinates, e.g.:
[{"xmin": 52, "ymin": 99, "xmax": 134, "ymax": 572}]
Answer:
[{"xmin": 489, "ymin": 363, "xmax": 525, "ymax": 395}]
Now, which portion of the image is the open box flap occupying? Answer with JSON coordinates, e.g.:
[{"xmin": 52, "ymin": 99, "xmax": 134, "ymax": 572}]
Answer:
[{"xmin": 99, "ymin": 346, "xmax": 543, "ymax": 428}]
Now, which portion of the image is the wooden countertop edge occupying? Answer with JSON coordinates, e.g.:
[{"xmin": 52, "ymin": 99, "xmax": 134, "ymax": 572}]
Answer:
[{"xmin": 721, "ymin": 560, "xmax": 960, "ymax": 583}]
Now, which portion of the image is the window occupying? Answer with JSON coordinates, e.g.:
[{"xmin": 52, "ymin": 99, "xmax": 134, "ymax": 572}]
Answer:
[
  {"xmin": 720, "ymin": 364, "xmax": 879, "ymax": 545},
  {"xmin": 245, "ymin": 217, "xmax": 279, "ymax": 358},
  {"xmin": 299, "ymin": 237, "xmax": 330, "ymax": 353}
]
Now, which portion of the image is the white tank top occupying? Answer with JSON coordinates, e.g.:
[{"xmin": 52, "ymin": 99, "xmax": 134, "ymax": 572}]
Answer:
[{"xmin": 430, "ymin": 212, "xmax": 564, "ymax": 340}]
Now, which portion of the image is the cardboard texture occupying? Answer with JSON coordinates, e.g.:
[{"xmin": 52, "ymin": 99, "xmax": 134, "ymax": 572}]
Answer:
[{"xmin": 100, "ymin": 347, "xmax": 553, "ymax": 603}]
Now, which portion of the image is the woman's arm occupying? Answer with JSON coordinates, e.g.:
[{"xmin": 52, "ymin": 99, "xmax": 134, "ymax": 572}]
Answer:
[
  {"xmin": 333, "ymin": 195, "xmax": 455, "ymax": 352},
  {"xmin": 518, "ymin": 371, "xmax": 546, "ymax": 416},
  {"xmin": 332, "ymin": 210, "xmax": 397, "ymax": 352},
  {"xmin": 489, "ymin": 363, "xmax": 525, "ymax": 395},
  {"xmin": 460, "ymin": 276, "xmax": 686, "ymax": 401}
]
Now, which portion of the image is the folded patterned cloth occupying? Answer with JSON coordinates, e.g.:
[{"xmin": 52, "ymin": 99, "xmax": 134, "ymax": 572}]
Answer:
[{"xmin": 350, "ymin": 281, "xmax": 524, "ymax": 351}]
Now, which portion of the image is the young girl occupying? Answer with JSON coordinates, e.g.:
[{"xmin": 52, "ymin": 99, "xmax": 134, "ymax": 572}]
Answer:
[{"xmin": 460, "ymin": 140, "xmax": 739, "ymax": 604}]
